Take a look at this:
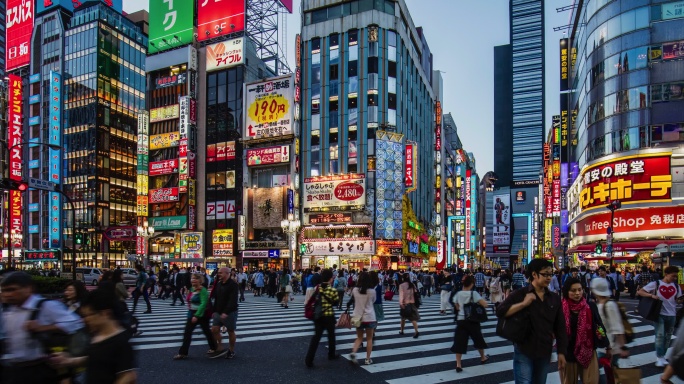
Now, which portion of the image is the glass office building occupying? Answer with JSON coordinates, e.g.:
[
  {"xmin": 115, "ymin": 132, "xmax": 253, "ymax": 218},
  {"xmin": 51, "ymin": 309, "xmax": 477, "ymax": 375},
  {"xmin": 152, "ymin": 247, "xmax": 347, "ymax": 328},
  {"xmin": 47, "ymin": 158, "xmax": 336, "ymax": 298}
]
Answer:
[
  {"xmin": 62, "ymin": 3, "xmax": 146, "ymax": 268},
  {"xmin": 510, "ymin": 0, "xmax": 545, "ymax": 182}
]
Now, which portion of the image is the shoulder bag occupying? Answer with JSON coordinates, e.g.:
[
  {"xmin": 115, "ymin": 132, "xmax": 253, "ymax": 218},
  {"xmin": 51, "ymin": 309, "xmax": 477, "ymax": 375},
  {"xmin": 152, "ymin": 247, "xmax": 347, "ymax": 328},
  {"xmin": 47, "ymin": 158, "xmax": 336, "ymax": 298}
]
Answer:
[
  {"xmin": 637, "ymin": 280, "xmax": 662, "ymax": 322},
  {"xmin": 336, "ymin": 310, "xmax": 352, "ymax": 329},
  {"xmin": 496, "ymin": 294, "xmax": 531, "ymax": 343},
  {"xmin": 464, "ymin": 291, "xmax": 488, "ymax": 323}
]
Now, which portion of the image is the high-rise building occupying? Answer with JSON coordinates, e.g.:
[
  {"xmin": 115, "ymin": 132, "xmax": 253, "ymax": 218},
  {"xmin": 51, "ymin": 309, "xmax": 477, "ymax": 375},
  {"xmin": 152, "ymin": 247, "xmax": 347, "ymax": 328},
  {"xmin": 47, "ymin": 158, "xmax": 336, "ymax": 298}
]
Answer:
[
  {"xmin": 299, "ymin": 0, "xmax": 437, "ymax": 270},
  {"xmin": 493, "ymin": 44, "xmax": 513, "ymax": 188},
  {"xmin": 510, "ymin": 0, "xmax": 545, "ymax": 182},
  {"xmin": 565, "ymin": 1, "xmax": 684, "ymax": 258},
  {"xmin": 0, "ymin": 0, "xmax": 6, "ymax": 78}
]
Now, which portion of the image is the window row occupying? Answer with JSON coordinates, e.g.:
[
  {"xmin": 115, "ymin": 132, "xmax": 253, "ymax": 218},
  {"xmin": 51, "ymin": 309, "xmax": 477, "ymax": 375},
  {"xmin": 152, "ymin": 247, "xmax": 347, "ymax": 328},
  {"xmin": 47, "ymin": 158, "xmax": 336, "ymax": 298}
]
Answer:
[
  {"xmin": 583, "ymin": 123, "xmax": 684, "ymax": 163},
  {"xmin": 585, "ymin": 7, "xmax": 649, "ymax": 60},
  {"xmin": 304, "ymin": 0, "xmax": 395, "ymax": 25},
  {"xmin": 589, "ymin": 46, "xmax": 648, "ymax": 90},
  {"xmin": 587, "ymin": 85, "xmax": 648, "ymax": 125}
]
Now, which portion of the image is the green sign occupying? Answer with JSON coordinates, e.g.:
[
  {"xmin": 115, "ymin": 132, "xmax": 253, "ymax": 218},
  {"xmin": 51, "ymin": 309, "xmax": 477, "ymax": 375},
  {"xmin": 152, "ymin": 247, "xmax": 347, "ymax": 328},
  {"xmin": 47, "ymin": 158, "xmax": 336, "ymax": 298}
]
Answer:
[
  {"xmin": 148, "ymin": 0, "xmax": 195, "ymax": 54},
  {"xmin": 150, "ymin": 215, "xmax": 187, "ymax": 231}
]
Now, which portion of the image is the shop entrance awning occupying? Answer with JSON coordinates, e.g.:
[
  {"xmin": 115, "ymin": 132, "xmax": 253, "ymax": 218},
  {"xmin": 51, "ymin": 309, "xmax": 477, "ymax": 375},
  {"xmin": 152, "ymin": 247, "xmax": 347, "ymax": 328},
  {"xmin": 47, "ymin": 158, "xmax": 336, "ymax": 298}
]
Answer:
[{"xmin": 569, "ymin": 240, "xmax": 684, "ymax": 254}]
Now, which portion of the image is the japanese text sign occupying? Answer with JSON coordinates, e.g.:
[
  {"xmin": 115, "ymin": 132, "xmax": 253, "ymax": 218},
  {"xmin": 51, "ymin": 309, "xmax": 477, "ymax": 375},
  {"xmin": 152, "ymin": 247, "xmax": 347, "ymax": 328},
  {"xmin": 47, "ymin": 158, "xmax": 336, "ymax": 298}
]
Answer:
[
  {"xmin": 148, "ymin": 0, "xmax": 195, "ymax": 54},
  {"xmin": 6, "ymin": 0, "xmax": 34, "ymax": 71},
  {"xmin": 212, "ymin": 229, "xmax": 234, "ymax": 256},
  {"xmin": 244, "ymin": 74, "xmax": 294, "ymax": 141},
  {"xmin": 197, "ymin": 0, "xmax": 245, "ymax": 41},
  {"xmin": 246, "ymin": 145, "xmax": 290, "ymax": 166},
  {"xmin": 149, "ymin": 159, "xmax": 179, "ymax": 176},
  {"xmin": 303, "ymin": 174, "xmax": 366, "ymax": 212},
  {"xmin": 206, "ymin": 38, "xmax": 245, "ymax": 71},
  {"xmin": 148, "ymin": 187, "xmax": 179, "ymax": 203}
]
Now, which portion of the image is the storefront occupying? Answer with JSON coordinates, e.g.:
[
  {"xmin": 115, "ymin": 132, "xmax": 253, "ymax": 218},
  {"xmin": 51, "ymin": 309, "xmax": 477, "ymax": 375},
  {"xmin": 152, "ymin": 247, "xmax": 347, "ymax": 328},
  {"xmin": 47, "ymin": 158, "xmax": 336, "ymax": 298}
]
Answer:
[
  {"xmin": 376, "ymin": 240, "xmax": 403, "ymax": 270},
  {"xmin": 23, "ymin": 250, "xmax": 61, "ymax": 270},
  {"xmin": 242, "ymin": 249, "xmax": 290, "ymax": 271},
  {"xmin": 300, "ymin": 239, "xmax": 375, "ymax": 272}
]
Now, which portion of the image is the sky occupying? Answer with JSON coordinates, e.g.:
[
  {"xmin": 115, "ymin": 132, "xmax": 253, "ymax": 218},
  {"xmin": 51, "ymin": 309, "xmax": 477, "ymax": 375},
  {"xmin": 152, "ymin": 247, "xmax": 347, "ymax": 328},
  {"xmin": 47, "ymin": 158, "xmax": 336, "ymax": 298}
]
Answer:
[{"xmin": 124, "ymin": 0, "xmax": 571, "ymax": 175}]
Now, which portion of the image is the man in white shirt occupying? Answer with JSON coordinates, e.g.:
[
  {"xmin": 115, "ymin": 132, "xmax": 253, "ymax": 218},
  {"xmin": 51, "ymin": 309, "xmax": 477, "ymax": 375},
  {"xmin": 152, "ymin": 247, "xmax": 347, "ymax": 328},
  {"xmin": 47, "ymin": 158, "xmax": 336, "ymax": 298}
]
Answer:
[
  {"xmin": 236, "ymin": 270, "xmax": 248, "ymax": 302},
  {"xmin": 638, "ymin": 265, "xmax": 684, "ymax": 367},
  {"xmin": 1, "ymin": 272, "xmax": 83, "ymax": 384}
]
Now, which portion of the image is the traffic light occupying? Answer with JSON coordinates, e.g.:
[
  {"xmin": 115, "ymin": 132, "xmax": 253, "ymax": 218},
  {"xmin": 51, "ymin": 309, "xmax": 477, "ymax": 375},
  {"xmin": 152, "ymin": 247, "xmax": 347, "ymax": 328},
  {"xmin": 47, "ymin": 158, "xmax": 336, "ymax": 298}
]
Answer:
[
  {"xmin": 75, "ymin": 233, "xmax": 83, "ymax": 245},
  {"xmin": 300, "ymin": 243, "xmax": 306, "ymax": 254},
  {"xmin": 595, "ymin": 243, "xmax": 603, "ymax": 254},
  {"xmin": 0, "ymin": 178, "xmax": 28, "ymax": 191}
]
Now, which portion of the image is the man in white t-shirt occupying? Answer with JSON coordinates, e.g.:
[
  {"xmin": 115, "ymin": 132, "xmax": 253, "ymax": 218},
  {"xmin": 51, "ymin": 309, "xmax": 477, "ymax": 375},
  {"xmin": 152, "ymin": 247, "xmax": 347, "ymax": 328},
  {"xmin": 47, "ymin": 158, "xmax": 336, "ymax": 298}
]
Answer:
[{"xmin": 638, "ymin": 265, "xmax": 684, "ymax": 367}]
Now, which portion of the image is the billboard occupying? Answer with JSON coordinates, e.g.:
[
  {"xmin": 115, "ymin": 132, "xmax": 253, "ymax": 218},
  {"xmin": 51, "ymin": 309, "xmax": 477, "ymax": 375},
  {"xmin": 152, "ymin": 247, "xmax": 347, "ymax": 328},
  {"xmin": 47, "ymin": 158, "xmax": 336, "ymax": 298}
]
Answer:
[
  {"xmin": 197, "ymin": 0, "xmax": 245, "ymax": 41},
  {"xmin": 492, "ymin": 194, "xmax": 510, "ymax": 247},
  {"xmin": 303, "ymin": 174, "xmax": 366, "ymax": 212},
  {"xmin": 579, "ymin": 153, "xmax": 672, "ymax": 213},
  {"xmin": 212, "ymin": 229, "xmax": 234, "ymax": 257},
  {"xmin": 574, "ymin": 205, "xmax": 684, "ymax": 243},
  {"xmin": 148, "ymin": 0, "xmax": 195, "ymax": 54},
  {"xmin": 154, "ymin": 73, "xmax": 187, "ymax": 89},
  {"xmin": 149, "ymin": 215, "xmax": 187, "ymax": 231},
  {"xmin": 560, "ymin": 38, "xmax": 569, "ymax": 92},
  {"xmin": 207, "ymin": 141, "xmax": 236, "ymax": 162},
  {"xmin": 49, "ymin": 72, "xmax": 62, "ymax": 247},
  {"xmin": 246, "ymin": 145, "xmax": 290, "ymax": 166},
  {"xmin": 148, "ymin": 187, "xmax": 180, "ymax": 203},
  {"xmin": 301, "ymin": 240, "xmax": 375, "ymax": 256},
  {"xmin": 8, "ymin": 75, "xmax": 23, "ymax": 247},
  {"xmin": 206, "ymin": 200, "xmax": 236, "ymax": 220},
  {"xmin": 206, "ymin": 38, "xmax": 245, "ymax": 71},
  {"xmin": 149, "ymin": 159, "xmax": 179, "ymax": 176},
  {"xmin": 38, "ymin": 0, "xmax": 122, "ymax": 14},
  {"xmin": 252, "ymin": 187, "xmax": 285, "ymax": 228},
  {"xmin": 244, "ymin": 74, "xmax": 295, "ymax": 141},
  {"xmin": 180, "ymin": 232, "xmax": 203, "ymax": 259},
  {"xmin": 149, "ymin": 132, "xmax": 180, "ymax": 149},
  {"xmin": 149, "ymin": 104, "xmax": 179, "ymax": 122},
  {"xmin": 6, "ymin": 0, "xmax": 34, "ymax": 71},
  {"xmin": 405, "ymin": 143, "xmax": 414, "ymax": 188}
]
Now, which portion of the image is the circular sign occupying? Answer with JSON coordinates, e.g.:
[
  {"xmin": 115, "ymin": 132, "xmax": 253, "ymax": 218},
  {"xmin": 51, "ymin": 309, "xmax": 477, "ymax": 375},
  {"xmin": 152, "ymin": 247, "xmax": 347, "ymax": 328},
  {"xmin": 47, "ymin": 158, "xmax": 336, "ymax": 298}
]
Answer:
[{"xmin": 334, "ymin": 182, "xmax": 363, "ymax": 201}]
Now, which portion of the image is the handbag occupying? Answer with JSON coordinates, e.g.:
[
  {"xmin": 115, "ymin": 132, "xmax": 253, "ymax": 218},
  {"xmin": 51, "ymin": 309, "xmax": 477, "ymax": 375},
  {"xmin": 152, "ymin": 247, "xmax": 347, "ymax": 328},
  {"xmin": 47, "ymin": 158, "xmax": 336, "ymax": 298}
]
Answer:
[
  {"xmin": 462, "ymin": 291, "xmax": 488, "ymax": 323},
  {"xmin": 496, "ymin": 307, "xmax": 530, "ymax": 343},
  {"xmin": 613, "ymin": 367, "xmax": 641, "ymax": 384},
  {"xmin": 351, "ymin": 315, "xmax": 362, "ymax": 328},
  {"xmin": 637, "ymin": 280, "xmax": 662, "ymax": 322},
  {"xmin": 336, "ymin": 311, "xmax": 352, "ymax": 329},
  {"xmin": 413, "ymin": 288, "xmax": 422, "ymax": 308}
]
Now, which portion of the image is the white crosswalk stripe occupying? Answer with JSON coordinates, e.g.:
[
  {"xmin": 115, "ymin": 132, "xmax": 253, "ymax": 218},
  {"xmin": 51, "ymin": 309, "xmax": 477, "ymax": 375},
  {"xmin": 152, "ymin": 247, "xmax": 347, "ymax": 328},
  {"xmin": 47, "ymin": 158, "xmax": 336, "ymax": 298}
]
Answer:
[{"xmin": 129, "ymin": 294, "xmax": 682, "ymax": 383}]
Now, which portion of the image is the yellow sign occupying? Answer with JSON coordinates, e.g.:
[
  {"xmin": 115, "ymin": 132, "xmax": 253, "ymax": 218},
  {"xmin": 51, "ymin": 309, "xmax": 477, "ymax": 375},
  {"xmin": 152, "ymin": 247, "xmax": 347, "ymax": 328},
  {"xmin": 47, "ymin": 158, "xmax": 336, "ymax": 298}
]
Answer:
[
  {"xmin": 544, "ymin": 219, "xmax": 552, "ymax": 253},
  {"xmin": 212, "ymin": 229, "xmax": 234, "ymax": 257},
  {"xmin": 137, "ymin": 196, "xmax": 148, "ymax": 217},
  {"xmin": 149, "ymin": 104, "xmax": 180, "ymax": 122},
  {"xmin": 137, "ymin": 174, "xmax": 148, "ymax": 195},
  {"xmin": 149, "ymin": 132, "xmax": 180, "ymax": 150},
  {"xmin": 189, "ymin": 179, "xmax": 196, "ymax": 206},
  {"xmin": 248, "ymin": 94, "xmax": 290, "ymax": 125}
]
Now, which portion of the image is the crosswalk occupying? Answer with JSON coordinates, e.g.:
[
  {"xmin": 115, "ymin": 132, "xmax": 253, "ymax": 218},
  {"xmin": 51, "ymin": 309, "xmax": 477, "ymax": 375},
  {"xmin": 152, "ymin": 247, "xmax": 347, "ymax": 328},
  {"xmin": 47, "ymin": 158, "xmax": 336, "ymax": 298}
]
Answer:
[{"xmin": 129, "ymin": 294, "xmax": 682, "ymax": 384}]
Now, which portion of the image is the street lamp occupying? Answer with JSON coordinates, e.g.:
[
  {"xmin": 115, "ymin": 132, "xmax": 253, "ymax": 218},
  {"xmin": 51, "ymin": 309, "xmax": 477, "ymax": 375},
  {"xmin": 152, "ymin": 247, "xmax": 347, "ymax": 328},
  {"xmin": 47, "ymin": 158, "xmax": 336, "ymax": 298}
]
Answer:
[
  {"xmin": 137, "ymin": 219, "xmax": 155, "ymax": 266},
  {"xmin": 280, "ymin": 214, "xmax": 301, "ymax": 271},
  {"xmin": 607, "ymin": 200, "xmax": 621, "ymax": 267}
]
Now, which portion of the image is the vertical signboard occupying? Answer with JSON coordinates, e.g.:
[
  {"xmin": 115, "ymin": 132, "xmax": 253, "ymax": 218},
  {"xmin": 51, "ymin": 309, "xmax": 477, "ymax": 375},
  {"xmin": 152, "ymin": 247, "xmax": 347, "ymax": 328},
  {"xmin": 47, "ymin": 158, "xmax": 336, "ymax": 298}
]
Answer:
[
  {"xmin": 49, "ymin": 72, "xmax": 62, "ymax": 247},
  {"xmin": 136, "ymin": 113, "xmax": 149, "ymax": 218},
  {"xmin": 465, "ymin": 169, "xmax": 471, "ymax": 251},
  {"xmin": 8, "ymin": 75, "xmax": 23, "ymax": 247},
  {"xmin": 197, "ymin": 0, "xmax": 246, "ymax": 41},
  {"xmin": 148, "ymin": 0, "xmax": 195, "ymax": 54},
  {"xmin": 560, "ymin": 38, "xmax": 569, "ymax": 92},
  {"xmin": 6, "ymin": 0, "xmax": 34, "ymax": 71},
  {"xmin": 493, "ymin": 194, "xmax": 511, "ymax": 248}
]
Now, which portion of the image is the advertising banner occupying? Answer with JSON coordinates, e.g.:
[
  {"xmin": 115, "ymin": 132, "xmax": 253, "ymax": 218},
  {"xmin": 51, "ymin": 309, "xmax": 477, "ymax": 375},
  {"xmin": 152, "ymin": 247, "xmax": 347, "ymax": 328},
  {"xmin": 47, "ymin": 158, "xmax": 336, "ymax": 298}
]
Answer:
[
  {"xmin": 662, "ymin": 1, "xmax": 684, "ymax": 20},
  {"xmin": 197, "ymin": 0, "xmax": 245, "ymax": 41},
  {"xmin": 149, "ymin": 104, "xmax": 179, "ymax": 122},
  {"xmin": 246, "ymin": 145, "xmax": 290, "ymax": 166},
  {"xmin": 6, "ymin": 0, "xmax": 34, "ymax": 71},
  {"xmin": 244, "ymin": 74, "xmax": 294, "ymax": 141},
  {"xmin": 301, "ymin": 240, "xmax": 375, "ymax": 256},
  {"xmin": 149, "ymin": 215, "xmax": 187, "ymax": 231},
  {"xmin": 579, "ymin": 153, "xmax": 672, "ymax": 213},
  {"xmin": 308, "ymin": 213, "xmax": 353, "ymax": 224},
  {"xmin": 406, "ymin": 142, "xmax": 418, "ymax": 193},
  {"xmin": 212, "ymin": 229, "xmax": 234, "ymax": 256},
  {"xmin": 303, "ymin": 174, "xmax": 366, "ymax": 212},
  {"xmin": 206, "ymin": 200, "xmax": 236, "ymax": 220},
  {"xmin": 560, "ymin": 38, "xmax": 569, "ymax": 92},
  {"xmin": 206, "ymin": 38, "xmax": 245, "ymax": 71},
  {"xmin": 180, "ymin": 232, "xmax": 203, "ymax": 259},
  {"xmin": 553, "ymin": 179, "xmax": 561, "ymax": 217},
  {"xmin": 149, "ymin": 159, "xmax": 179, "ymax": 176},
  {"xmin": 207, "ymin": 141, "xmax": 236, "ymax": 162},
  {"xmin": 137, "ymin": 196, "xmax": 148, "ymax": 217},
  {"xmin": 252, "ymin": 188, "xmax": 285, "ymax": 228},
  {"xmin": 136, "ymin": 236, "xmax": 147, "ymax": 255},
  {"xmin": 179, "ymin": 96, "xmax": 195, "ymax": 141},
  {"xmin": 405, "ymin": 144, "xmax": 414, "ymax": 188},
  {"xmin": 8, "ymin": 75, "xmax": 23, "ymax": 247},
  {"xmin": 136, "ymin": 174, "xmax": 148, "ymax": 195},
  {"xmin": 149, "ymin": 187, "xmax": 179, "ymax": 203},
  {"xmin": 493, "ymin": 194, "xmax": 511, "ymax": 247},
  {"xmin": 574, "ymin": 205, "xmax": 684, "ymax": 242},
  {"xmin": 154, "ymin": 73, "xmax": 187, "ymax": 89},
  {"xmin": 48, "ymin": 72, "xmax": 62, "ymax": 247},
  {"xmin": 544, "ymin": 219, "xmax": 552, "ymax": 253},
  {"xmin": 148, "ymin": 0, "xmax": 194, "ymax": 54},
  {"xmin": 375, "ymin": 131, "xmax": 404, "ymax": 239},
  {"xmin": 149, "ymin": 132, "xmax": 180, "ymax": 149}
]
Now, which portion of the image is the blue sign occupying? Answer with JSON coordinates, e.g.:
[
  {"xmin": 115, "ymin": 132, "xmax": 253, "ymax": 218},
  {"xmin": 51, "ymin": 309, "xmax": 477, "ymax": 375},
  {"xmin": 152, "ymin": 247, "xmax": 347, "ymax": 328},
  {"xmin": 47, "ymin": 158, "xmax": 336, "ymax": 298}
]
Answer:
[
  {"xmin": 287, "ymin": 189, "xmax": 294, "ymax": 215},
  {"xmin": 30, "ymin": 74, "xmax": 41, "ymax": 84},
  {"xmin": 29, "ymin": 225, "xmax": 39, "ymax": 233},
  {"xmin": 37, "ymin": 0, "xmax": 123, "ymax": 15},
  {"xmin": 268, "ymin": 249, "xmax": 280, "ymax": 258},
  {"xmin": 606, "ymin": 245, "xmax": 613, "ymax": 253},
  {"xmin": 29, "ymin": 160, "xmax": 39, "ymax": 168},
  {"xmin": 29, "ymin": 203, "xmax": 40, "ymax": 211},
  {"xmin": 29, "ymin": 95, "xmax": 41, "ymax": 104},
  {"xmin": 49, "ymin": 72, "xmax": 62, "ymax": 248},
  {"xmin": 408, "ymin": 242, "xmax": 419, "ymax": 254},
  {"xmin": 29, "ymin": 116, "xmax": 40, "ymax": 125},
  {"xmin": 205, "ymin": 263, "xmax": 218, "ymax": 270}
]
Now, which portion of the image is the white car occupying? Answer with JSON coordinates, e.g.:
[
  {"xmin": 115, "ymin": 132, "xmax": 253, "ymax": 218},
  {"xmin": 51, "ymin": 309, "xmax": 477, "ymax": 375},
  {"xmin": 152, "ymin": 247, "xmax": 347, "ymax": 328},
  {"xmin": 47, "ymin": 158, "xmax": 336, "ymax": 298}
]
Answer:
[
  {"xmin": 119, "ymin": 268, "xmax": 139, "ymax": 287},
  {"xmin": 76, "ymin": 267, "xmax": 103, "ymax": 286}
]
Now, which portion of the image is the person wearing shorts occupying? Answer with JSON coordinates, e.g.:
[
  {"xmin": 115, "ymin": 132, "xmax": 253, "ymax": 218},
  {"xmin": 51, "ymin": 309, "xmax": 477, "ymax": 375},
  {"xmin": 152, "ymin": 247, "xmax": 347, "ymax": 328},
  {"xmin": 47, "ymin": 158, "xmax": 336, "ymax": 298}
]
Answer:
[
  {"xmin": 210, "ymin": 267, "xmax": 239, "ymax": 359},
  {"xmin": 348, "ymin": 272, "xmax": 377, "ymax": 365}
]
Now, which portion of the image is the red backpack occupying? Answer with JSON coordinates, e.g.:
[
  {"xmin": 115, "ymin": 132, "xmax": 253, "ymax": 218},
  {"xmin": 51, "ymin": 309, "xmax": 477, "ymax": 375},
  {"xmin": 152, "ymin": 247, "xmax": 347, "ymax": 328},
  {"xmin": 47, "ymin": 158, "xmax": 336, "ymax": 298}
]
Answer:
[{"xmin": 304, "ymin": 285, "xmax": 321, "ymax": 320}]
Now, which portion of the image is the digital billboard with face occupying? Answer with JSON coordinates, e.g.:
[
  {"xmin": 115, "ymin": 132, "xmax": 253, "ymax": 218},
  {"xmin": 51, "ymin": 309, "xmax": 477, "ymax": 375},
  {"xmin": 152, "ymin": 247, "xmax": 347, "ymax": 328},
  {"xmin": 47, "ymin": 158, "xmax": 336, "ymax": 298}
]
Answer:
[{"xmin": 148, "ymin": 0, "xmax": 195, "ymax": 54}]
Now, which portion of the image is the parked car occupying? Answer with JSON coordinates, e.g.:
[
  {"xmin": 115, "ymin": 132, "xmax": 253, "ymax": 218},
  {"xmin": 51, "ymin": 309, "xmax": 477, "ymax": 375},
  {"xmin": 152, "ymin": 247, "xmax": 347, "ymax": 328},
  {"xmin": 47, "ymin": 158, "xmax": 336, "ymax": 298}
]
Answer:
[
  {"xmin": 119, "ymin": 268, "xmax": 138, "ymax": 286},
  {"xmin": 76, "ymin": 267, "xmax": 104, "ymax": 286}
]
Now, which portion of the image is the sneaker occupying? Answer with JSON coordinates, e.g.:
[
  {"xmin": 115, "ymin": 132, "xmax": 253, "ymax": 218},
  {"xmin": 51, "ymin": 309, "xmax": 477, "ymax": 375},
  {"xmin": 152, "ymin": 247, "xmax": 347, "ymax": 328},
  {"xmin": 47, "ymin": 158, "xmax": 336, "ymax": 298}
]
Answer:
[
  {"xmin": 208, "ymin": 349, "xmax": 228, "ymax": 359},
  {"xmin": 224, "ymin": 350, "xmax": 236, "ymax": 359},
  {"xmin": 655, "ymin": 357, "xmax": 667, "ymax": 367},
  {"xmin": 365, "ymin": 358, "xmax": 373, "ymax": 365},
  {"xmin": 349, "ymin": 353, "xmax": 357, "ymax": 364}
]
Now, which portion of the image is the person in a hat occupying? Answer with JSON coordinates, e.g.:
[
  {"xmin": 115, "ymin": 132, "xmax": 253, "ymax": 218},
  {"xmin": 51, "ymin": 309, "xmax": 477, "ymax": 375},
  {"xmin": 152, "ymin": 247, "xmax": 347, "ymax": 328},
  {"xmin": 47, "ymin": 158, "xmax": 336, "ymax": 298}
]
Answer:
[{"xmin": 591, "ymin": 277, "xmax": 629, "ymax": 367}]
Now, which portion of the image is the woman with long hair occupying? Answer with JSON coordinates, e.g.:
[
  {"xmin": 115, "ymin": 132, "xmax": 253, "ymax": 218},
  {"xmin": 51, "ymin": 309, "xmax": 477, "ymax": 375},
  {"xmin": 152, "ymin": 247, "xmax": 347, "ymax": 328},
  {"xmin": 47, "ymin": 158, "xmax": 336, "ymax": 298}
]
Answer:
[
  {"xmin": 348, "ymin": 271, "xmax": 377, "ymax": 365},
  {"xmin": 560, "ymin": 277, "xmax": 601, "ymax": 384},
  {"xmin": 489, "ymin": 269, "xmax": 504, "ymax": 306},
  {"xmin": 500, "ymin": 269, "xmax": 512, "ymax": 300},
  {"xmin": 370, "ymin": 271, "xmax": 384, "ymax": 333},
  {"xmin": 449, "ymin": 275, "xmax": 489, "ymax": 372},
  {"xmin": 398, "ymin": 273, "xmax": 420, "ymax": 338},
  {"xmin": 280, "ymin": 268, "xmax": 292, "ymax": 308},
  {"xmin": 63, "ymin": 280, "xmax": 88, "ymax": 313},
  {"xmin": 173, "ymin": 273, "xmax": 218, "ymax": 360}
]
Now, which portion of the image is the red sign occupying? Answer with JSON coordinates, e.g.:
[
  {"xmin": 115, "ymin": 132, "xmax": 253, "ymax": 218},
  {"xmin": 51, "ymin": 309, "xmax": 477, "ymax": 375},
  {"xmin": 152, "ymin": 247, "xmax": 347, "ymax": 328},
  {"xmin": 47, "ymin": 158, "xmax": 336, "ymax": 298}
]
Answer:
[
  {"xmin": 308, "ymin": 213, "xmax": 352, "ymax": 224},
  {"xmin": 575, "ymin": 205, "xmax": 684, "ymax": 239},
  {"xmin": 553, "ymin": 179, "xmax": 561, "ymax": 216},
  {"xmin": 208, "ymin": 141, "xmax": 236, "ymax": 162},
  {"xmin": 465, "ymin": 169, "xmax": 472, "ymax": 208},
  {"xmin": 6, "ymin": 0, "xmax": 34, "ymax": 71},
  {"xmin": 405, "ymin": 144, "xmax": 413, "ymax": 187},
  {"xmin": 579, "ymin": 154, "xmax": 672, "ymax": 213},
  {"xmin": 246, "ymin": 145, "xmax": 290, "ymax": 166},
  {"xmin": 136, "ymin": 236, "xmax": 147, "ymax": 255},
  {"xmin": 149, "ymin": 159, "xmax": 179, "ymax": 176},
  {"xmin": 197, "ymin": 0, "xmax": 245, "ymax": 42},
  {"xmin": 8, "ymin": 75, "xmax": 23, "ymax": 247},
  {"xmin": 149, "ymin": 187, "xmax": 180, "ymax": 203},
  {"xmin": 25, "ymin": 251, "xmax": 59, "ymax": 260}
]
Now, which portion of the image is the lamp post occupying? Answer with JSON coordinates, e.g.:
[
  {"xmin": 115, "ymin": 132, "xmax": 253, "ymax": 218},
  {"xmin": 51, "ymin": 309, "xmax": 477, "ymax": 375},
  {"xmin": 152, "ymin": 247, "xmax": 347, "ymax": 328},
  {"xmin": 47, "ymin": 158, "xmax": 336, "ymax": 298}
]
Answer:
[
  {"xmin": 607, "ymin": 200, "xmax": 621, "ymax": 267},
  {"xmin": 137, "ymin": 219, "xmax": 155, "ymax": 267},
  {"xmin": 280, "ymin": 214, "xmax": 301, "ymax": 271}
]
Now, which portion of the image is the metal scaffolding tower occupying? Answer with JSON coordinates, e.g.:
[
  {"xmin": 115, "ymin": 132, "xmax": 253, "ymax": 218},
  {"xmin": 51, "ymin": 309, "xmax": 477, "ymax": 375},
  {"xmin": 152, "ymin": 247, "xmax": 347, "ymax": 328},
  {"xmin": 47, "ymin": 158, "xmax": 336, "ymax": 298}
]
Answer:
[{"xmin": 246, "ymin": 0, "xmax": 291, "ymax": 75}]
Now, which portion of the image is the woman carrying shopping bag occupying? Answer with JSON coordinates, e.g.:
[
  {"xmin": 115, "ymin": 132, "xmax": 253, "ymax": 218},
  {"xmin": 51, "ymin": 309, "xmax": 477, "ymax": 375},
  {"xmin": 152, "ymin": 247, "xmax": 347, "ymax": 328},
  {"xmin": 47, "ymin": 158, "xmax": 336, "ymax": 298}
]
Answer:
[
  {"xmin": 449, "ymin": 275, "xmax": 490, "ymax": 372},
  {"xmin": 398, "ymin": 273, "xmax": 420, "ymax": 338}
]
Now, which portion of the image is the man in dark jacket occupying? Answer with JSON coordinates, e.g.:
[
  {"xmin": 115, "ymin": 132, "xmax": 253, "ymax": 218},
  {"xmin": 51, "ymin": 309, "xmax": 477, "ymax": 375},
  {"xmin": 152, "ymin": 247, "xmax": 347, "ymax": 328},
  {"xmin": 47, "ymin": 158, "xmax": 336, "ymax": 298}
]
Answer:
[
  {"xmin": 210, "ymin": 267, "xmax": 239, "ymax": 359},
  {"xmin": 496, "ymin": 259, "xmax": 567, "ymax": 384},
  {"xmin": 170, "ymin": 267, "xmax": 185, "ymax": 306}
]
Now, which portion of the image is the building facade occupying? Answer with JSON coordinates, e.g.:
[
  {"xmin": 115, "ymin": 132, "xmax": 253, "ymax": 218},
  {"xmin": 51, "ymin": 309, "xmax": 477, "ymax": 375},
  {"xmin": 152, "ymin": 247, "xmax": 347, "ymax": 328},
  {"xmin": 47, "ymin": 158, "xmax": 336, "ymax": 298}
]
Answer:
[
  {"xmin": 565, "ymin": 0, "xmax": 684, "ymax": 266},
  {"xmin": 493, "ymin": 44, "xmax": 513, "ymax": 188}
]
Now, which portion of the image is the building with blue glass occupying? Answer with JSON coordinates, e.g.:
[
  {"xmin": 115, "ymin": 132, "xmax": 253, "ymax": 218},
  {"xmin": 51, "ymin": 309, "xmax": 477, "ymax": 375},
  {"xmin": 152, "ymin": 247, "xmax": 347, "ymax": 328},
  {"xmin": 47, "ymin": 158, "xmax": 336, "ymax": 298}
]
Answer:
[
  {"xmin": 299, "ymin": 0, "xmax": 438, "ymax": 270},
  {"xmin": 565, "ymin": 1, "xmax": 684, "ymax": 258},
  {"xmin": 25, "ymin": 2, "xmax": 146, "ymax": 269}
]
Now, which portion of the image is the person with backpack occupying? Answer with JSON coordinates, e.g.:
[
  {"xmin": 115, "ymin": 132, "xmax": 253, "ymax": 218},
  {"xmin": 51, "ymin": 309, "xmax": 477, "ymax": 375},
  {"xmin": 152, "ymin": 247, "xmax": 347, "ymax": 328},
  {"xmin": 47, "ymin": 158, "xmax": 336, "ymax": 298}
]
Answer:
[
  {"xmin": 304, "ymin": 268, "xmax": 340, "ymax": 367},
  {"xmin": 637, "ymin": 265, "xmax": 684, "ymax": 367},
  {"xmin": 512, "ymin": 268, "xmax": 526, "ymax": 290},
  {"xmin": 449, "ymin": 275, "xmax": 490, "ymax": 372},
  {"xmin": 597, "ymin": 266, "xmax": 616, "ymax": 299},
  {"xmin": 591, "ymin": 277, "xmax": 631, "ymax": 368},
  {"xmin": 131, "ymin": 264, "xmax": 152, "ymax": 314},
  {"xmin": 0, "ymin": 272, "xmax": 83, "ymax": 384}
]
